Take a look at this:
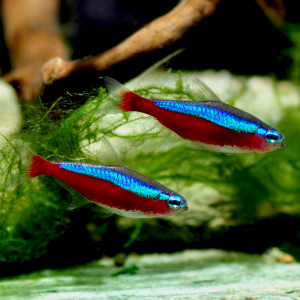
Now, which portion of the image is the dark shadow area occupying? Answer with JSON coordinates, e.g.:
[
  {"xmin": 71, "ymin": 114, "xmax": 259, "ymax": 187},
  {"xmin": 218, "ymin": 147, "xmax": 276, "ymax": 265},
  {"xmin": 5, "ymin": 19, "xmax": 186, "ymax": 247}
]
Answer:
[
  {"xmin": 1, "ymin": 213, "xmax": 300, "ymax": 278},
  {"xmin": 38, "ymin": 0, "xmax": 300, "ymax": 102}
]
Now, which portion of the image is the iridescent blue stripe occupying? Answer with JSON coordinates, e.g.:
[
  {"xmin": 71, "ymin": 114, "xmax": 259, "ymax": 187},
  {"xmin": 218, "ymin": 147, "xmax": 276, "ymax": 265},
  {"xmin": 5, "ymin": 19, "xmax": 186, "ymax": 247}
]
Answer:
[
  {"xmin": 60, "ymin": 163, "xmax": 164, "ymax": 200},
  {"xmin": 154, "ymin": 101, "xmax": 258, "ymax": 134}
]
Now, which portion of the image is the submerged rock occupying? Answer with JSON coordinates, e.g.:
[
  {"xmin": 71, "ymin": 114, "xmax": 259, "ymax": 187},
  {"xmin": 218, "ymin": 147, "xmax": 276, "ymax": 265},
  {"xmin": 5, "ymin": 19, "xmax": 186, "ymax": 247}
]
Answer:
[{"xmin": 0, "ymin": 249, "xmax": 299, "ymax": 299}]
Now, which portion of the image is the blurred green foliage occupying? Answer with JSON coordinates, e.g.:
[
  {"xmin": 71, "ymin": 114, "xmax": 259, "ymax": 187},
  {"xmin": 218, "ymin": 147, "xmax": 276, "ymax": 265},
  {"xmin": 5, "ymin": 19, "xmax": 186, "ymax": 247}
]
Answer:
[
  {"xmin": 0, "ymin": 70, "xmax": 300, "ymax": 272},
  {"xmin": 281, "ymin": 24, "xmax": 300, "ymax": 81}
]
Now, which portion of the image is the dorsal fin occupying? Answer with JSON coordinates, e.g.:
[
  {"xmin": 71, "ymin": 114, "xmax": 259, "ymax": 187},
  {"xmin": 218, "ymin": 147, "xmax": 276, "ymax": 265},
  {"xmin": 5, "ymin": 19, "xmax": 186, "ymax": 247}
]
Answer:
[
  {"xmin": 100, "ymin": 136, "xmax": 124, "ymax": 167},
  {"xmin": 187, "ymin": 77, "xmax": 221, "ymax": 102},
  {"xmin": 138, "ymin": 48, "xmax": 185, "ymax": 77},
  {"xmin": 82, "ymin": 135, "xmax": 124, "ymax": 167}
]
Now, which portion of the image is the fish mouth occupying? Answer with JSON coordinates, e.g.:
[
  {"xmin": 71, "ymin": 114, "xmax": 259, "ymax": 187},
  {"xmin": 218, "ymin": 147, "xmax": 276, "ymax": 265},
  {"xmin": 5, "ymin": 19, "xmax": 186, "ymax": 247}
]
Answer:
[{"xmin": 180, "ymin": 205, "xmax": 189, "ymax": 212}]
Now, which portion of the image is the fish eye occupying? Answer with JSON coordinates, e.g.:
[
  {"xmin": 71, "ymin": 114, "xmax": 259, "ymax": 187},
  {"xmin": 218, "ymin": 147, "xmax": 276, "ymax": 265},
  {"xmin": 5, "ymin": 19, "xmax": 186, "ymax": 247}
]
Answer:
[
  {"xmin": 168, "ymin": 195, "xmax": 184, "ymax": 210},
  {"xmin": 265, "ymin": 130, "xmax": 281, "ymax": 144}
]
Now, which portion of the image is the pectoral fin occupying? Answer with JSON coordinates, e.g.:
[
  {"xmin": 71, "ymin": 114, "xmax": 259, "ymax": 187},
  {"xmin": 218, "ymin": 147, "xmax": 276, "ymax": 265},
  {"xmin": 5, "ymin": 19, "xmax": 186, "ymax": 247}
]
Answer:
[
  {"xmin": 67, "ymin": 190, "xmax": 90, "ymax": 211},
  {"xmin": 91, "ymin": 205, "xmax": 114, "ymax": 218},
  {"xmin": 56, "ymin": 179, "xmax": 90, "ymax": 210}
]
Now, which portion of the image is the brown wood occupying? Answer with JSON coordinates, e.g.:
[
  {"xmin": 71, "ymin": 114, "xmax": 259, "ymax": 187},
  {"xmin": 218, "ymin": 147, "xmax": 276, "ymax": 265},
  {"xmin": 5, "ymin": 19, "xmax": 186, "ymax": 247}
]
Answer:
[
  {"xmin": 2, "ymin": 0, "xmax": 70, "ymax": 102},
  {"xmin": 42, "ymin": 0, "xmax": 221, "ymax": 84}
]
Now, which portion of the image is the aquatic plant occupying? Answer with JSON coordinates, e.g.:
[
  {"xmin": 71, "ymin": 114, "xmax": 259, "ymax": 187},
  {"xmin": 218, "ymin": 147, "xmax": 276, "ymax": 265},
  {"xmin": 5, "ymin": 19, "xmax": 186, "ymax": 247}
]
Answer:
[{"xmin": 0, "ymin": 70, "xmax": 300, "ymax": 275}]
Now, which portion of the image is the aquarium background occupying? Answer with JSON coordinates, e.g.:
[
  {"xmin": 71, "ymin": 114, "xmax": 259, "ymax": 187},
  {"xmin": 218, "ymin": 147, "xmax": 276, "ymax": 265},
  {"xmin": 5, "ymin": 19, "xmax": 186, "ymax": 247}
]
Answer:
[{"xmin": 1, "ymin": 0, "xmax": 300, "ymax": 298}]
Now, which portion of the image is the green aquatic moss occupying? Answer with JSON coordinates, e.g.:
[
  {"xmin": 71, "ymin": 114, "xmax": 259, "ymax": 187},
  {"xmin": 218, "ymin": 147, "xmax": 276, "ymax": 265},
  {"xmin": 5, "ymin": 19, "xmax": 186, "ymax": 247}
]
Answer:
[
  {"xmin": 281, "ymin": 24, "xmax": 300, "ymax": 81},
  {"xmin": 0, "ymin": 71, "xmax": 300, "ymax": 271}
]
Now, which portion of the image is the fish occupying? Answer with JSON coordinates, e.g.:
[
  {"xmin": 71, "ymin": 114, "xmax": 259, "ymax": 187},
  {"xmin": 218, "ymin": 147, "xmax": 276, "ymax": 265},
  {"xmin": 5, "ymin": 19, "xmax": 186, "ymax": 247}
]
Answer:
[
  {"xmin": 104, "ymin": 77, "xmax": 285, "ymax": 153},
  {"xmin": 28, "ymin": 154, "xmax": 188, "ymax": 218}
]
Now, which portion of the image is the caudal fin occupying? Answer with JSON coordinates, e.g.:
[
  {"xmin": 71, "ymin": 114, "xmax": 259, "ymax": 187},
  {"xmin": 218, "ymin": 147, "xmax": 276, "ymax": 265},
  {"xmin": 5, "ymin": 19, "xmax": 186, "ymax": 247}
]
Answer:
[
  {"xmin": 104, "ymin": 76, "xmax": 146, "ymax": 112},
  {"xmin": 28, "ymin": 154, "xmax": 48, "ymax": 178}
]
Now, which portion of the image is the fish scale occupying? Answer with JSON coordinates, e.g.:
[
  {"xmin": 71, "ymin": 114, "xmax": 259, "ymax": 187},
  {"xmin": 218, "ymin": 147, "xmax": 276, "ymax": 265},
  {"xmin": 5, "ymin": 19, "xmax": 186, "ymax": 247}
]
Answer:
[
  {"xmin": 154, "ymin": 101, "xmax": 259, "ymax": 134},
  {"xmin": 60, "ymin": 163, "xmax": 162, "ymax": 200}
]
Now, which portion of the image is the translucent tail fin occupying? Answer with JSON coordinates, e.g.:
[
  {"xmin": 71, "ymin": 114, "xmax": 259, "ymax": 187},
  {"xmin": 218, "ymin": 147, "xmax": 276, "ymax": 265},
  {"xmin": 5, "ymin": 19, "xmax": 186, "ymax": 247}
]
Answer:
[
  {"xmin": 104, "ymin": 77, "xmax": 145, "ymax": 112},
  {"xmin": 0, "ymin": 133, "xmax": 48, "ymax": 179}
]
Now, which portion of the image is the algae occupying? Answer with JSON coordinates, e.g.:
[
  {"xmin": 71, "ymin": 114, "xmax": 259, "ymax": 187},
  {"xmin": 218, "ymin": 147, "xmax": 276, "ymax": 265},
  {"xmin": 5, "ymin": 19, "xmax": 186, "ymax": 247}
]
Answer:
[{"xmin": 0, "ymin": 70, "xmax": 300, "ymax": 276}]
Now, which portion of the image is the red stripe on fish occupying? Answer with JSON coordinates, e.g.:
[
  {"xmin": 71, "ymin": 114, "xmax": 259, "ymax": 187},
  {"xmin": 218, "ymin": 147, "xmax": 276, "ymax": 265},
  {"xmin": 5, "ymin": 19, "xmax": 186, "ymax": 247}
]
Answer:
[{"xmin": 154, "ymin": 109, "xmax": 265, "ymax": 151}]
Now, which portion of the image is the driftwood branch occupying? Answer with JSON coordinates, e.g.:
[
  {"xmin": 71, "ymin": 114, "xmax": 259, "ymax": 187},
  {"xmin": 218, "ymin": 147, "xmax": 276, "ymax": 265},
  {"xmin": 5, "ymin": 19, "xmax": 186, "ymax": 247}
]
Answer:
[
  {"xmin": 1, "ymin": 0, "xmax": 287, "ymax": 102},
  {"xmin": 254, "ymin": 0, "xmax": 286, "ymax": 26},
  {"xmin": 42, "ymin": 0, "xmax": 221, "ymax": 85},
  {"xmin": 1, "ymin": 0, "xmax": 69, "ymax": 102}
]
